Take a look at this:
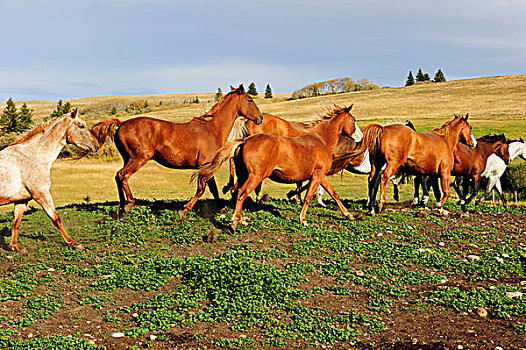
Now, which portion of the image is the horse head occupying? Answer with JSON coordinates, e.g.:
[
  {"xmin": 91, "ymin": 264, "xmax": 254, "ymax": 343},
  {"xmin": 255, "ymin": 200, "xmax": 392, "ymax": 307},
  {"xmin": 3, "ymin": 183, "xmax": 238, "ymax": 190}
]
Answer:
[
  {"xmin": 455, "ymin": 113, "xmax": 477, "ymax": 148},
  {"xmin": 65, "ymin": 108, "xmax": 100, "ymax": 153},
  {"xmin": 230, "ymin": 84, "xmax": 263, "ymax": 125},
  {"xmin": 338, "ymin": 104, "xmax": 362, "ymax": 142},
  {"xmin": 492, "ymin": 134, "xmax": 511, "ymax": 164}
]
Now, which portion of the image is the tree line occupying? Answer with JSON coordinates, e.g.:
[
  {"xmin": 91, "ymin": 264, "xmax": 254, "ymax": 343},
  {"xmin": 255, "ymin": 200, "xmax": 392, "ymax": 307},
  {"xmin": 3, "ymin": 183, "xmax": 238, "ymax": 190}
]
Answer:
[
  {"xmin": 405, "ymin": 68, "xmax": 446, "ymax": 86},
  {"xmin": 291, "ymin": 77, "xmax": 379, "ymax": 100}
]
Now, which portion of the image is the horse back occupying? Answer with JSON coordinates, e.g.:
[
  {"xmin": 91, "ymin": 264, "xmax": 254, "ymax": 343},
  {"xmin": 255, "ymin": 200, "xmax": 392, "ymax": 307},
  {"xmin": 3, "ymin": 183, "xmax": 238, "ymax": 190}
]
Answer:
[{"xmin": 247, "ymin": 113, "xmax": 308, "ymax": 137}]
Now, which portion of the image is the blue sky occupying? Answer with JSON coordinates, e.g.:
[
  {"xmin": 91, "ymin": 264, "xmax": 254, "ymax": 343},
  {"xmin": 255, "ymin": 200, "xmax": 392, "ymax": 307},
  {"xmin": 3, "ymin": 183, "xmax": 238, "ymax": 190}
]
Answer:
[{"xmin": 1, "ymin": 0, "xmax": 525, "ymax": 101}]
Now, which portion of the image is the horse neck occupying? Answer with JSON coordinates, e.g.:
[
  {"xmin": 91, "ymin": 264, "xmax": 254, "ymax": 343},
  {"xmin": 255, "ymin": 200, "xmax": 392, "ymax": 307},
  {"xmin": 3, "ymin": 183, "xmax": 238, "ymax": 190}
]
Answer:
[
  {"xmin": 508, "ymin": 142, "xmax": 525, "ymax": 161},
  {"xmin": 208, "ymin": 94, "xmax": 241, "ymax": 143},
  {"xmin": 474, "ymin": 141, "xmax": 496, "ymax": 157},
  {"xmin": 441, "ymin": 121, "xmax": 465, "ymax": 150},
  {"xmin": 313, "ymin": 115, "xmax": 345, "ymax": 153},
  {"xmin": 26, "ymin": 117, "xmax": 69, "ymax": 166}
]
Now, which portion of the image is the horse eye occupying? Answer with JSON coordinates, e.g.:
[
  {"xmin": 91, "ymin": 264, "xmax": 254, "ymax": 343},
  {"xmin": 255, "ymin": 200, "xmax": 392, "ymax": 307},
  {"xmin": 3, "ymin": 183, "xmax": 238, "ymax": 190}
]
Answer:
[{"xmin": 78, "ymin": 124, "xmax": 86, "ymax": 129}]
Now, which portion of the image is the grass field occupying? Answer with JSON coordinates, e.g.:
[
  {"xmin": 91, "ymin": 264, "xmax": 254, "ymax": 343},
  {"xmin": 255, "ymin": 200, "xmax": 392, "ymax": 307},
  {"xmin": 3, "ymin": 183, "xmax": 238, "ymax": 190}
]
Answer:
[{"xmin": 0, "ymin": 75, "xmax": 525, "ymax": 349}]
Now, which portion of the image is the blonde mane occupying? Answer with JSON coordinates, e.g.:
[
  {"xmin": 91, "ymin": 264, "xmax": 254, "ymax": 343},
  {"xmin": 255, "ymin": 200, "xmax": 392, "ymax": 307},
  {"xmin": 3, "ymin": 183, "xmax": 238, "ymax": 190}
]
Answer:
[
  {"xmin": 10, "ymin": 114, "xmax": 68, "ymax": 146},
  {"xmin": 305, "ymin": 105, "xmax": 348, "ymax": 129}
]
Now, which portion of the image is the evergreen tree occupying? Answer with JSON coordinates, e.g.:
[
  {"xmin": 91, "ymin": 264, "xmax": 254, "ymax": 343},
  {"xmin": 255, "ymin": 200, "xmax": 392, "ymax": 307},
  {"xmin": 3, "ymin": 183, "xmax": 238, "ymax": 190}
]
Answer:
[
  {"xmin": 415, "ymin": 68, "xmax": 426, "ymax": 82},
  {"xmin": 49, "ymin": 99, "xmax": 72, "ymax": 119},
  {"xmin": 423, "ymin": 73, "xmax": 431, "ymax": 81},
  {"xmin": 247, "ymin": 82, "xmax": 258, "ymax": 96},
  {"xmin": 265, "ymin": 84, "xmax": 273, "ymax": 98},
  {"xmin": 405, "ymin": 71, "xmax": 415, "ymax": 86},
  {"xmin": 433, "ymin": 69, "xmax": 446, "ymax": 83},
  {"xmin": 215, "ymin": 87, "xmax": 223, "ymax": 102},
  {"xmin": 0, "ymin": 98, "xmax": 33, "ymax": 134},
  {"xmin": 18, "ymin": 103, "xmax": 34, "ymax": 131},
  {"xmin": 1, "ymin": 98, "xmax": 19, "ymax": 133}
]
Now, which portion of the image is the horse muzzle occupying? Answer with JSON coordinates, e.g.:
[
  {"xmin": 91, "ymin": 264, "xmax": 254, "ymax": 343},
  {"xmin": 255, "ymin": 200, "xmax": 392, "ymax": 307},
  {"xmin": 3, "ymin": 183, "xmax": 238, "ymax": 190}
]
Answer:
[{"xmin": 254, "ymin": 114, "xmax": 264, "ymax": 125}]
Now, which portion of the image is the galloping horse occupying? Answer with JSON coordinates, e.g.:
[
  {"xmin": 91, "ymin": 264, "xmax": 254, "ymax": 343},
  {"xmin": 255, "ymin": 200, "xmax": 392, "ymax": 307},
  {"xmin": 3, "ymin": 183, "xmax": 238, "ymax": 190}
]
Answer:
[
  {"xmin": 0, "ymin": 109, "xmax": 99, "ymax": 253},
  {"xmin": 223, "ymin": 112, "xmax": 312, "ymax": 201},
  {"xmin": 347, "ymin": 114, "xmax": 476, "ymax": 214},
  {"xmin": 189, "ymin": 105, "xmax": 363, "ymax": 229},
  {"xmin": 90, "ymin": 85, "xmax": 263, "ymax": 217}
]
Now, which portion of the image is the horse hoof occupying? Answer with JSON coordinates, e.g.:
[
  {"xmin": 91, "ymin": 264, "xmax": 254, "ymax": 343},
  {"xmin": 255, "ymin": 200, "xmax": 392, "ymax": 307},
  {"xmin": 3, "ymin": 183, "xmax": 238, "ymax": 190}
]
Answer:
[
  {"xmin": 222, "ymin": 186, "xmax": 230, "ymax": 195},
  {"xmin": 439, "ymin": 208, "xmax": 449, "ymax": 216},
  {"xmin": 74, "ymin": 244, "xmax": 84, "ymax": 251},
  {"xmin": 300, "ymin": 220, "xmax": 308, "ymax": 226},
  {"xmin": 229, "ymin": 223, "xmax": 238, "ymax": 232},
  {"xmin": 344, "ymin": 212, "xmax": 354, "ymax": 220},
  {"xmin": 176, "ymin": 210, "xmax": 186, "ymax": 222}
]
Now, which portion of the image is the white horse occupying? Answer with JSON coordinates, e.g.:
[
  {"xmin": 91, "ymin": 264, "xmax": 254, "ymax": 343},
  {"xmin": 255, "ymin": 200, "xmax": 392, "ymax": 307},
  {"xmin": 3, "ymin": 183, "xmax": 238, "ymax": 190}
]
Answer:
[
  {"xmin": 0, "ymin": 109, "xmax": 99, "ymax": 254},
  {"xmin": 476, "ymin": 138, "xmax": 526, "ymax": 206}
]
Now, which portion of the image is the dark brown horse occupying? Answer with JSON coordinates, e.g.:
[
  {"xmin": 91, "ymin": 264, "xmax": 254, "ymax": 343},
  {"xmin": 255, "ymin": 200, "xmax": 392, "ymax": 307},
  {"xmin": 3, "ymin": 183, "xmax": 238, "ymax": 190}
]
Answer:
[
  {"xmin": 346, "ymin": 114, "xmax": 476, "ymax": 214},
  {"xmin": 91, "ymin": 85, "xmax": 263, "ymax": 216},
  {"xmin": 188, "ymin": 105, "xmax": 363, "ymax": 229}
]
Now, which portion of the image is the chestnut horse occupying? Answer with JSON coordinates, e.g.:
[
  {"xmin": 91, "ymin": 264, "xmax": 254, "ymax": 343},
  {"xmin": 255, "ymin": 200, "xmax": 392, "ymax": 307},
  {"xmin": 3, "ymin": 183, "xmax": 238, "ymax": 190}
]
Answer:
[
  {"xmin": 345, "ymin": 114, "xmax": 476, "ymax": 214},
  {"xmin": 188, "ymin": 105, "xmax": 363, "ymax": 229},
  {"xmin": 91, "ymin": 85, "xmax": 263, "ymax": 217},
  {"xmin": 0, "ymin": 109, "xmax": 99, "ymax": 253},
  {"xmin": 223, "ymin": 112, "xmax": 312, "ymax": 200}
]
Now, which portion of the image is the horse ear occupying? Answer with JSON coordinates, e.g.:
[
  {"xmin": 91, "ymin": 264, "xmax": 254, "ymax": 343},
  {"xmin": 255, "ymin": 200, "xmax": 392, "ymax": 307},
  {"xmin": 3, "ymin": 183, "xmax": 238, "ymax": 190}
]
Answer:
[
  {"xmin": 464, "ymin": 113, "xmax": 469, "ymax": 121},
  {"xmin": 70, "ymin": 108, "xmax": 78, "ymax": 118},
  {"xmin": 230, "ymin": 85, "xmax": 236, "ymax": 91},
  {"xmin": 345, "ymin": 104, "xmax": 354, "ymax": 113},
  {"xmin": 237, "ymin": 84, "xmax": 245, "ymax": 93},
  {"xmin": 521, "ymin": 137, "xmax": 524, "ymax": 143}
]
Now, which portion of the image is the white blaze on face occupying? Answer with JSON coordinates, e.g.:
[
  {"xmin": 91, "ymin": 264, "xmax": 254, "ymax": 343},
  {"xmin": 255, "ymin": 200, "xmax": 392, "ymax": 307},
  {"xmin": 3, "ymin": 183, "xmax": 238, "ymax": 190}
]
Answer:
[
  {"xmin": 352, "ymin": 123, "xmax": 363, "ymax": 142},
  {"xmin": 470, "ymin": 133, "xmax": 477, "ymax": 147}
]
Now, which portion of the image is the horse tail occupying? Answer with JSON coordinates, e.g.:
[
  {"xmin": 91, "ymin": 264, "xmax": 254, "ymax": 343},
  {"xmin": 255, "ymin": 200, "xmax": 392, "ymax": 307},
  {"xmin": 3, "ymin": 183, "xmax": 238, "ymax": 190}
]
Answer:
[
  {"xmin": 90, "ymin": 118, "xmax": 123, "ymax": 147},
  {"xmin": 332, "ymin": 124, "xmax": 384, "ymax": 166},
  {"xmin": 191, "ymin": 139, "xmax": 246, "ymax": 183}
]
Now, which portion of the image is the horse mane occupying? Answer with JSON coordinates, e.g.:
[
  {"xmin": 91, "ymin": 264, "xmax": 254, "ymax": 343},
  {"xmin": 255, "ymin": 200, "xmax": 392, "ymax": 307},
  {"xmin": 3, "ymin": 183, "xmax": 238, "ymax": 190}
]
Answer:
[
  {"xmin": 10, "ymin": 115, "xmax": 67, "ymax": 146},
  {"xmin": 226, "ymin": 118, "xmax": 249, "ymax": 142},
  {"xmin": 431, "ymin": 119, "xmax": 455, "ymax": 137},
  {"xmin": 477, "ymin": 134, "xmax": 506, "ymax": 143},
  {"xmin": 305, "ymin": 105, "xmax": 349, "ymax": 129},
  {"xmin": 190, "ymin": 90, "xmax": 237, "ymax": 124}
]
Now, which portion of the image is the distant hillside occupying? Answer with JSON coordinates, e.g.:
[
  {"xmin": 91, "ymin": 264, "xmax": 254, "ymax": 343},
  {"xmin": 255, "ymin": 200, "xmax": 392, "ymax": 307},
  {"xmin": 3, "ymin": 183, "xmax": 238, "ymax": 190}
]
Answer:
[{"xmin": 2, "ymin": 75, "xmax": 525, "ymax": 137}]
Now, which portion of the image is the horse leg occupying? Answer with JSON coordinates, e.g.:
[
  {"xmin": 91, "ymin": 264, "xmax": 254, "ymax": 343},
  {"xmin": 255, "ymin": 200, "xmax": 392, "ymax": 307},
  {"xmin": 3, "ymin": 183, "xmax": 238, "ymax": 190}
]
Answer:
[
  {"xmin": 316, "ymin": 185, "xmax": 326, "ymax": 207},
  {"xmin": 231, "ymin": 175, "xmax": 262, "ymax": 230},
  {"xmin": 181, "ymin": 175, "xmax": 209, "ymax": 216},
  {"xmin": 207, "ymin": 177, "xmax": 220, "ymax": 202},
  {"xmin": 452, "ymin": 177, "xmax": 464, "ymax": 205},
  {"xmin": 494, "ymin": 179, "xmax": 508, "ymax": 207},
  {"xmin": 464, "ymin": 174, "xmax": 481, "ymax": 207},
  {"xmin": 254, "ymin": 182, "xmax": 262, "ymax": 201},
  {"xmin": 391, "ymin": 176, "xmax": 400, "ymax": 202},
  {"xmin": 116, "ymin": 157, "xmax": 150, "ymax": 217},
  {"xmin": 431, "ymin": 176, "xmax": 442, "ymax": 203},
  {"xmin": 32, "ymin": 190, "xmax": 83, "ymax": 249},
  {"xmin": 476, "ymin": 176, "xmax": 497, "ymax": 205},
  {"xmin": 412, "ymin": 175, "xmax": 421, "ymax": 206},
  {"xmin": 222, "ymin": 157, "xmax": 236, "ymax": 194},
  {"xmin": 378, "ymin": 163, "xmax": 401, "ymax": 212},
  {"xmin": 421, "ymin": 175, "xmax": 433, "ymax": 206},
  {"xmin": 437, "ymin": 171, "xmax": 451, "ymax": 215},
  {"xmin": 10, "ymin": 201, "xmax": 29, "ymax": 254},
  {"xmin": 367, "ymin": 162, "xmax": 383, "ymax": 213},
  {"xmin": 319, "ymin": 176, "xmax": 352, "ymax": 219},
  {"xmin": 299, "ymin": 176, "xmax": 323, "ymax": 225}
]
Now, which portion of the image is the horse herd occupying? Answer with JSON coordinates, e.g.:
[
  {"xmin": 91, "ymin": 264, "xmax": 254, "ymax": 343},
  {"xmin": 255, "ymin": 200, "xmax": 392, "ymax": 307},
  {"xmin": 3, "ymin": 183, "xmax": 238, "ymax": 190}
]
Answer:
[{"xmin": 1, "ymin": 84, "xmax": 525, "ymax": 253}]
